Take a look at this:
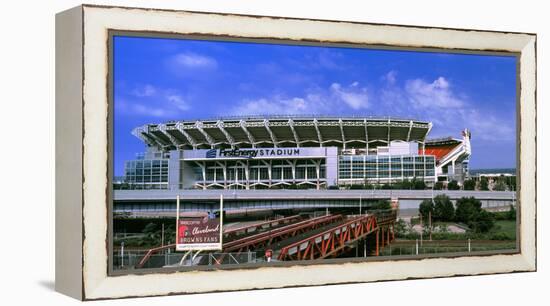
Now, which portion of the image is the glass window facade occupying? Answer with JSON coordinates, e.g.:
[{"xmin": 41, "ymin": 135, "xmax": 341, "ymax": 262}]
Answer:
[
  {"xmin": 124, "ymin": 159, "xmax": 169, "ymax": 189},
  {"xmin": 188, "ymin": 159, "xmax": 326, "ymax": 189},
  {"xmin": 338, "ymin": 155, "xmax": 435, "ymax": 182}
]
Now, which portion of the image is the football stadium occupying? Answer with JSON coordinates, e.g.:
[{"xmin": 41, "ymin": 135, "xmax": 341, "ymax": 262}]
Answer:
[
  {"xmin": 113, "ymin": 115, "xmax": 478, "ymax": 217},
  {"xmin": 121, "ymin": 115, "xmax": 471, "ymax": 191},
  {"xmin": 112, "ymin": 116, "xmax": 523, "ymax": 268}
]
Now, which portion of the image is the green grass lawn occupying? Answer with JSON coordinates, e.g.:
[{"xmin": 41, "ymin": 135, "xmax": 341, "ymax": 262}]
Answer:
[
  {"xmin": 380, "ymin": 240, "xmax": 516, "ymax": 256},
  {"xmin": 489, "ymin": 220, "xmax": 516, "ymax": 240}
]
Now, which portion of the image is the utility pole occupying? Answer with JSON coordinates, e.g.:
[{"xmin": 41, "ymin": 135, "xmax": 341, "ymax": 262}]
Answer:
[{"xmin": 120, "ymin": 241, "xmax": 125, "ymax": 268}]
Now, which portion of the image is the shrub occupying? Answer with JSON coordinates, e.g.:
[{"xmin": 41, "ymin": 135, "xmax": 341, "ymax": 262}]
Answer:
[
  {"xmin": 507, "ymin": 205, "xmax": 517, "ymax": 220},
  {"xmin": 489, "ymin": 232, "xmax": 513, "ymax": 240},
  {"xmin": 433, "ymin": 194, "xmax": 455, "ymax": 221},
  {"xmin": 394, "ymin": 219, "xmax": 409, "ymax": 236},
  {"xmin": 455, "ymin": 197, "xmax": 482, "ymax": 223},
  {"xmin": 419, "ymin": 199, "xmax": 434, "ymax": 221},
  {"xmin": 400, "ymin": 179, "xmax": 412, "ymax": 190},
  {"xmin": 413, "ymin": 179, "xmax": 426, "ymax": 190},
  {"xmin": 494, "ymin": 181, "xmax": 507, "ymax": 191},
  {"xmin": 454, "ymin": 197, "xmax": 494, "ymax": 233},
  {"xmin": 471, "ymin": 210, "xmax": 495, "ymax": 233},
  {"xmin": 480, "ymin": 177, "xmax": 489, "ymax": 190},
  {"xmin": 447, "ymin": 180, "xmax": 460, "ymax": 190},
  {"xmin": 463, "ymin": 179, "xmax": 476, "ymax": 190},
  {"xmin": 371, "ymin": 199, "xmax": 391, "ymax": 210}
]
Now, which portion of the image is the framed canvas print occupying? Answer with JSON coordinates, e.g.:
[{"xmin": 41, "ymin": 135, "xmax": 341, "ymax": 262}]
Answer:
[{"xmin": 55, "ymin": 4, "xmax": 537, "ymax": 300}]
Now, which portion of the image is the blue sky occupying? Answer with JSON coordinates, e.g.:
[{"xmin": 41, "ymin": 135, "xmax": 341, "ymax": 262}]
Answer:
[{"xmin": 113, "ymin": 35, "xmax": 517, "ymax": 176}]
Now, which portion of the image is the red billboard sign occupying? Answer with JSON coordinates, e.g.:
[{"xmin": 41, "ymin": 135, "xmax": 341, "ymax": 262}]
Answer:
[{"xmin": 176, "ymin": 216, "xmax": 222, "ymax": 251}]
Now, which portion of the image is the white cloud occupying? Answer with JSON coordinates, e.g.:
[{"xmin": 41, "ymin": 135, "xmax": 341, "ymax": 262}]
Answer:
[
  {"xmin": 117, "ymin": 85, "xmax": 191, "ymax": 119},
  {"xmin": 171, "ymin": 52, "xmax": 217, "ymax": 69},
  {"xmin": 405, "ymin": 76, "xmax": 464, "ymax": 108},
  {"xmin": 229, "ymin": 81, "xmax": 369, "ymax": 116},
  {"xmin": 330, "ymin": 82, "xmax": 369, "ymax": 110},
  {"xmin": 378, "ymin": 75, "xmax": 514, "ymax": 143},
  {"xmin": 462, "ymin": 109, "xmax": 515, "ymax": 142},
  {"xmin": 231, "ymin": 96, "xmax": 315, "ymax": 116},
  {"xmin": 382, "ymin": 70, "xmax": 397, "ymax": 85},
  {"xmin": 166, "ymin": 94, "xmax": 189, "ymax": 111},
  {"xmin": 132, "ymin": 104, "xmax": 174, "ymax": 118},
  {"xmin": 131, "ymin": 84, "xmax": 156, "ymax": 97},
  {"xmin": 317, "ymin": 50, "xmax": 343, "ymax": 70}
]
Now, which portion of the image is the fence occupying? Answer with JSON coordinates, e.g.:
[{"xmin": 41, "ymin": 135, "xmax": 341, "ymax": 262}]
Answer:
[
  {"xmin": 113, "ymin": 251, "xmax": 257, "ymax": 270},
  {"xmin": 379, "ymin": 240, "xmax": 516, "ymax": 256}
]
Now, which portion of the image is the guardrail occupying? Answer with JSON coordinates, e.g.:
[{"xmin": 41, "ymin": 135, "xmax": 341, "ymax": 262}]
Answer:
[
  {"xmin": 277, "ymin": 211, "xmax": 397, "ymax": 261},
  {"xmin": 224, "ymin": 215, "xmax": 303, "ymax": 241},
  {"xmin": 224, "ymin": 214, "xmax": 344, "ymax": 252}
]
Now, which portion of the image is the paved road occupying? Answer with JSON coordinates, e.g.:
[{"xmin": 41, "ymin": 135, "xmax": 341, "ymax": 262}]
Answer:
[{"xmin": 114, "ymin": 189, "xmax": 515, "ymax": 201}]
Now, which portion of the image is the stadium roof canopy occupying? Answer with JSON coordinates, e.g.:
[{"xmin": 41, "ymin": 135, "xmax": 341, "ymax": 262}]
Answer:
[{"xmin": 132, "ymin": 115, "xmax": 433, "ymax": 150}]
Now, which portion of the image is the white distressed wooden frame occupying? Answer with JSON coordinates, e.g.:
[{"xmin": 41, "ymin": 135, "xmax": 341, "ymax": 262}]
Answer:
[{"xmin": 55, "ymin": 4, "xmax": 536, "ymax": 300}]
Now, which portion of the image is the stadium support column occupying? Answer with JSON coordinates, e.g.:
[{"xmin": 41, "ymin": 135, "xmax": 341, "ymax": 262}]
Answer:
[
  {"xmin": 315, "ymin": 160, "xmax": 321, "ymax": 190},
  {"xmin": 168, "ymin": 150, "xmax": 181, "ymax": 190},
  {"xmin": 200, "ymin": 162, "xmax": 206, "ymax": 190},
  {"xmin": 291, "ymin": 160, "xmax": 296, "ymax": 183},
  {"xmin": 218, "ymin": 161, "xmax": 227, "ymax": 190},
  {"xmin": 326, "ymin": 147, "xmax": 338, "ymax": 188},
  {"xmin": 245, "ymin": 160, "xmax": 250, "ymax": 190}
]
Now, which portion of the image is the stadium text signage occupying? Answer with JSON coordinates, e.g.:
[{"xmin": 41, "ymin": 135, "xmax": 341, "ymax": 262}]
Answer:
[
  {"xmin": 176, "ymin": 216, "xmax": 222, "ymax": 251},
  {"xmin": 207, "ymin": 148, "xmax": 301, "ymax": 159}
]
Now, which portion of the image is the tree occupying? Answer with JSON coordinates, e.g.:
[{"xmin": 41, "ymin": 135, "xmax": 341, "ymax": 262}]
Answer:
[
  {"xmin": 371, "ymin": 200, "xmax": 391, "ymax": 211},
  {"xmin": 394, "ymin": 219, "xmax": 409, "ymax": 236},
  {"xmin": 454, "ymin": 197, "xmax": 493, "ymax": 232},
  {"xmin": 480, "ymin": 177, "xmax": 489, "ymax": 191},
  {"xmin": 400, "ymin": 178, "xmax": 412, "ymax": 190},
  {"xmin": 463, "ymin": 179, "xmax": 476, "ymax": 191},
  {"xmin": 413, "ymin": 179, "xmax": 426, "ymax": 190},
  {"xmin": 142, "ymin": 222, "xmax": 158, "ymax": 235},
  {"xmin": 471, "ymin": 210, "xmax": 495, "ymax": 233},
  {"xmin": 508, "ymin": 176, "xmax": 517, "ymax": 191},
  {"xmin": 454, "ymin": 197, "xmax": 482, "ymax": 223},
  {"xmin": 494, "ymin": 180, "xmax": 507, "ymax": 191},
  {"xmin": 433, "ymin": 194, "xmax": 455, "ymax": 221},
  {"xmin": 419, "ymin": 199, "xmax": 434, "ymax": 222},
  {"xmin": 447, "ymin": 180, "xmax": 460, "ymax": 190},
  {"xmin": 434, "ymin": 181, "xmax": 444, "ymax": 190}
]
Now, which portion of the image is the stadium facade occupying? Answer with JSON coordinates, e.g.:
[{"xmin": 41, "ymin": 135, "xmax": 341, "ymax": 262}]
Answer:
[{"xmin": 121, "ymin": 116, "xmax": 471, "ymax": 191}]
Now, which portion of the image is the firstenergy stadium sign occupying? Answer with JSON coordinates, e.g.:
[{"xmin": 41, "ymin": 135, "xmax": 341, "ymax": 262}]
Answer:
[
  {"xmin": 209, "ymin": 148, "xmax": 301, "ymax": 159},
  {"xmin": 182, "ymin": 147, "xmax": 328, "ymax": 160}
]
